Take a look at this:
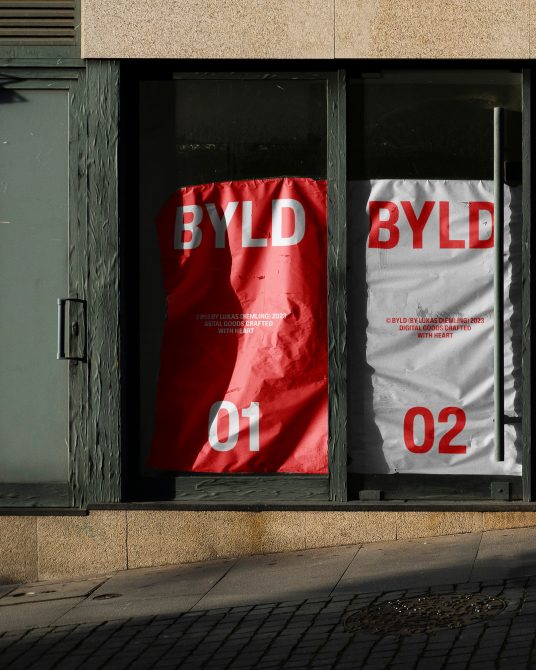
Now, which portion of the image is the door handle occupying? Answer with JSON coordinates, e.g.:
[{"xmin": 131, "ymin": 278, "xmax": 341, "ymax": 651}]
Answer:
[{"xmin": 57, "ymin": 298, "xmax": 87, "ymax": 362}]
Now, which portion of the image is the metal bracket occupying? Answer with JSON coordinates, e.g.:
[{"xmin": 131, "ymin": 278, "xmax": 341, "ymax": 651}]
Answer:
[
  {"xmin": 491, "ymin": 482, "xmax": 511, "ymax": 501},
  {"xmin": 359, "ymin": 490, "xmax": 383, "ymax": 501},
  {"xmin": 57, "ymin": 298, "xmax": 87, "ymax": 362},
  {"xmin": 504, "ymin": 415, "xmax": 522, "ymax": 424}
]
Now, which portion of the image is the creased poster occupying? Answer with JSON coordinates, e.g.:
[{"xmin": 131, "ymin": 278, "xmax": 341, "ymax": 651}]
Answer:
[
  {"xmin": 348, "ymin": 180, "xmax": 522, "ymax": 475},
  {"xmin": 148, "ymin": 177, "xmax": 328, "ymax": 473}
]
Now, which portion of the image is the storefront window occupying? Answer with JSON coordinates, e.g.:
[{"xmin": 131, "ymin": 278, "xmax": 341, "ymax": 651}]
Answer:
[
  {"xmin": 136, "ymin": 74, "xmax": 329, "ymax": 489},
  {"xmin": 347, "ymin": 70, "xmax": 523, "ymax": 499},
  {"xmin": 126, "ymin": 67, "xmax": 526, "ymax": 501}
]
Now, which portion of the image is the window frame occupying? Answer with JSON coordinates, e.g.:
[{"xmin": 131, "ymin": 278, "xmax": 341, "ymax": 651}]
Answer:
[
  {"xmin": 122, "ymin": 66, "xmax": 345, "ymax": 502},
  {"xmin": 120, "ymin": 61, "xmax": 533, "ymax": 504}
]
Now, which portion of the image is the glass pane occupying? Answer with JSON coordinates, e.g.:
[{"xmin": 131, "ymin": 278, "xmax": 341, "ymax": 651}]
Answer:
[
  {"xmin": 138, "ymin": 77, "xmax": 328, "ymax": 473},
  {"xmin": 348, "ymin": 71, "xmax": 521, "ymax": 179},
  {"xmin": 347, "ymin": 70, "xmax": 523, "ymax": 480},
  {"xmin": 0, "ymin": 88, "xmax": 69, "ymax": 482}
]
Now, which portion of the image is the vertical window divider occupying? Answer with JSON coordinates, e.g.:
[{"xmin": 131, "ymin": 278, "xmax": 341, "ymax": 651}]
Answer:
[
  {"xmin": 522, "ymin": 68, "xmax": 533, "ymax": 501},
  {"xmin": 327, "ymin": 69, "xmax": 348, "ymax": 501}
]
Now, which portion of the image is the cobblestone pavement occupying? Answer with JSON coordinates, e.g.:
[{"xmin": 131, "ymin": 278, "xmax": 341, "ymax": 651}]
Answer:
[{"xmin": 1, "ymin": 577, "xmax": 535, "ymax": 669}]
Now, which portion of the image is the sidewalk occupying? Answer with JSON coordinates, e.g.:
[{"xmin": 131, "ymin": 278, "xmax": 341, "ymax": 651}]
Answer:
[{"xmin": 1, "ymin": 527, "xmax": 536, "ymax": 668}]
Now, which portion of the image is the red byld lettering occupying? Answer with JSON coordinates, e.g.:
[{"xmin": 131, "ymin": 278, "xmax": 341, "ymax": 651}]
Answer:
[{"xmin": 368, "ymin": 200, "xmax": 494, "ymax": 250}]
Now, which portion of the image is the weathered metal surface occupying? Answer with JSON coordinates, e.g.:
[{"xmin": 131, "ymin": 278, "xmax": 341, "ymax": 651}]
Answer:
[
  {"xmin": 71, "ymin": 61, "xmax": 121, "ymax": 506},
  {"xmin": 0, "ymin": 69, "xmax": 92, "ymax": 507},
  {"xmin": 327, "ymin": 69, "xmax": 347, "ymax": 502},
  {"xmin": 349, "ymin": 473, "xmax": 522, "ymax": 501},
  {"xmin": 522, "ymin": 70, "xmax": 533, "ymax": 501},
  {"xmin": 345, "ymin": 594, "xmax": 506, "ymax": 635},
  {"xmin": 173, "ymin": 475, "xmax": 329, "ymax": 501},
  {"xmin": 0, "ymin": 483, "xmax": 70, "ymax": 507},
  {"xmin": 68, "ymin": 66, "xmax": 88, "ymax": 508},
  {"xmin": 0, "ymin": 59, "xmax": 83, "ymax": 68}
]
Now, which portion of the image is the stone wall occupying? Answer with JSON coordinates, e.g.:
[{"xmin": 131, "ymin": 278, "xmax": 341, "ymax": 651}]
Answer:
[
  {"xmin": 81, "ymin": 0, "xmax": 533, "ymax": 59},
  {"xmin": 3, "ymin": 510, "xmax": 536, "ymax": 584}
]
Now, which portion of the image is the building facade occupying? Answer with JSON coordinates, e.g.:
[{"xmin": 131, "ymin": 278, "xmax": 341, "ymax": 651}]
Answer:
[{"xmin": 1, "ymin": 1, "xmax": 536, "ymax": 583}]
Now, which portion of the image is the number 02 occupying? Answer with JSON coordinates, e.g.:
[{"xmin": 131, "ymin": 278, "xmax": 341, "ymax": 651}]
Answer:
[
  {"xmin": 403, "ymin": 406, "xmax": 466, "ymax": 455},
  {"xmin": 208, "ymin": 401, "xmax": 260, "ymax": 452}
]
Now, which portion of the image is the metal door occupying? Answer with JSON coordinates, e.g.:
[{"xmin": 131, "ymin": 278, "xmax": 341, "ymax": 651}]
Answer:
[{"xmin": 0, "ymin": 72, "xmax": 84, "ymax": 506}]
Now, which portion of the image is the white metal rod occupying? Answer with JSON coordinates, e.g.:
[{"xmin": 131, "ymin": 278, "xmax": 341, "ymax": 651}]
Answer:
[{"xmin": 494, "ymin": 107, "xmax": 505, "ymax": 462}]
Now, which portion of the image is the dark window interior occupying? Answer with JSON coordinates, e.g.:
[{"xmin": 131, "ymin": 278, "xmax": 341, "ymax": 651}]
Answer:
[{"xmin": 347, "ymin": 70, "xmax": 521, "ymax": 180}]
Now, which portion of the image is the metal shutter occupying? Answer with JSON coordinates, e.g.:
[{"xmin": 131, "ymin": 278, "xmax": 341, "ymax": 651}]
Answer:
[{"xmin": 0, "ymin": 0, "xmax": 75, "ymax": 45}]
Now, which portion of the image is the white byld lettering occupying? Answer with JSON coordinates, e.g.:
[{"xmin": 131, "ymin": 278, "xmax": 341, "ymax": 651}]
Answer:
[
  {"xmin": 272, "ymin": 198, "xmax": 305, "ymax": 247},
  {"xmin": 174, "ymin": 205, "xmax": 203, "ymax": 250},
  {"xmin": 206, "ymin": 201, "xmax": 239, "ymax": 248},
  {"xmin": 242, "ymin": 201, "xmax": 268, "ymax": 248}
]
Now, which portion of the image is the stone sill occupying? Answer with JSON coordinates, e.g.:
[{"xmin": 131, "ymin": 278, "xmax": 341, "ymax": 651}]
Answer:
[
  {"xmin": 87, "ymin": 500, "xmax": 536, "ymax": 512},
  {"xmin": 0, "ymin": 508, "xmax": 88, "ymax": 516},
  {"xmin": 4, "ymin": 507, "xmax": 536, "ymax": 585},
  {"xmin": 3, "ymin": 500, "xmax": 536, "ymax": 515}
]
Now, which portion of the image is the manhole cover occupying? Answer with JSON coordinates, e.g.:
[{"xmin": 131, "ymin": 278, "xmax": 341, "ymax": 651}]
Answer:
[{"xmin": 345, "ymin": 594, "xmax": 506, "ymax": 635}]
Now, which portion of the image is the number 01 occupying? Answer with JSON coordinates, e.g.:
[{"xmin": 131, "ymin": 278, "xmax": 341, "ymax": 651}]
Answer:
[{"xmin": 208, "ymin": 401, "xmax": 260, "ymax": 452}]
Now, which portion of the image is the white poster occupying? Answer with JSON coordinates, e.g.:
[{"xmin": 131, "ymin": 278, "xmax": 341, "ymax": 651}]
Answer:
[{"xmin": 348, "ymin": 180, "xmax": 522, "ymax": 475}]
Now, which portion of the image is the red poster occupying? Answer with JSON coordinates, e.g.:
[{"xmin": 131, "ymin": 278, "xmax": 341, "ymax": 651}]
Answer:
[{"xmin": 148, "ymin": 177, "xmax": 328, "ymax": 473}]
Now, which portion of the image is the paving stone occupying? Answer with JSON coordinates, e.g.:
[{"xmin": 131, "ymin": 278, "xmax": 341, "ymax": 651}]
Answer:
[{"xmin": 4, "ymin": 530, "xmax": 536, "ymax": 668}]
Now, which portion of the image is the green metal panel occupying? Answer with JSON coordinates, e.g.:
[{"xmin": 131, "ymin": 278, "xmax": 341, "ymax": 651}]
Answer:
[
  {"xmin": 0, "ymin": 43, "xmax": 79, "ymax": 59},
  {"xmin": 0, "ymin": 65, "xmax": 125, "ymax": 508},
  {"xmin": 173, "ymin": 475, "xmax": 329, "ymax": 501},
  {"xmin": 349, "ymin": 473, "xmax": 523, "ymax": 501},
  {"xmin": 327, "ymin": 70, "xmax": 347, "ymax": 502},
  {"xmin": 68, "ymin": 65, "xmax": 89, "ymax": 507},
  {"xmin": 0, "ymin": 58, "xmax": 83, "ymax": 68},
  {"xmin": 522, "ymin": 69, "xmax": 533, "ymax": 501},
  {"xmin": 0, "ymin": 62, "xmax": 121, "ymax": 507},
  {"xmin": 0, "ymin": 482, "xmax": 70, "ymax": 506},
  {"xmin": 71, "ymin": 60, "xmax": 121, "ymax": 506},
  {"xmin": 0, "ymin": 85, "xmax": 69, "ymax": 484}
]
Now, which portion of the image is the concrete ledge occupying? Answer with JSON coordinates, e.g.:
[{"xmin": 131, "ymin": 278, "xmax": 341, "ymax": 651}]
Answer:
[{"xmin": 3, "ymin": 509, "xmax": 536, "ymax": 583}]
